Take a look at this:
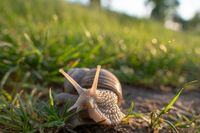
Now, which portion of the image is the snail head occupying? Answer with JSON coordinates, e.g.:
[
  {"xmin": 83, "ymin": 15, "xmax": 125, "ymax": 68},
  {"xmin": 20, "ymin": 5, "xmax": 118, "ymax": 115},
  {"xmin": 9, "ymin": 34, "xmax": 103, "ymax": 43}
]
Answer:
[{"xmin": 59, "ymin": 65, "xmax": 101, "ymax": 112}]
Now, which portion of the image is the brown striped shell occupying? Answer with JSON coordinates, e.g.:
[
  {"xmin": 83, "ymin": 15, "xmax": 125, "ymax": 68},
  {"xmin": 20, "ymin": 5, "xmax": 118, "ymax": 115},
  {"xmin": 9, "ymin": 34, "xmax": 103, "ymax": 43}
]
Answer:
[{"xmin": 64, "ymin": 68, "xmax": 123, "ymax": 106}]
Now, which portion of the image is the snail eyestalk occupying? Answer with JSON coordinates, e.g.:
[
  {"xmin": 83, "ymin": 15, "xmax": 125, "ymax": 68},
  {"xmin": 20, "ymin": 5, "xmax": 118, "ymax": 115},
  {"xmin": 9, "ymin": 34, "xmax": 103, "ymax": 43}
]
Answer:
[
  {"xmin": 90, "ymin": 65, "xmax": 101, "ymax": 96},
  {"xmin": 59, "ymin": 68, "xmax": 84, "ymax": 94}
]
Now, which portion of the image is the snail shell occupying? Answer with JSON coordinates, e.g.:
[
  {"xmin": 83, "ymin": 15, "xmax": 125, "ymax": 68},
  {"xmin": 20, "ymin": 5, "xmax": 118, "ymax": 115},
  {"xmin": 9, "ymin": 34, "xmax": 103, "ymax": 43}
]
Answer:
[{"xmin": 64, "ymin": 68, "xmax": 123, "ymax": 106}]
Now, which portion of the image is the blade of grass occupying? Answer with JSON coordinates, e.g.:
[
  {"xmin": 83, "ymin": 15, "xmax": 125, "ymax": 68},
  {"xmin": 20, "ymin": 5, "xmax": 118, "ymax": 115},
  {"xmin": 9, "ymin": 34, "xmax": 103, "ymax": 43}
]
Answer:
[
  {"xmin": 163, "ymin": 119, "xmax": 178, "ymax": 133},
  {"xmin": 0, "ymin": 66, "xmax": 17, "ymax": 88},
  {"xmin": 49, "ymin": 88, "xmax": 54, "ymax": 106},
  {"xmin": 127, "ymin": 101, "xmax": 135, "ymax": 116},
  {"xmin": 151, "ymin": 80, "xmax": 198, "ymax": 128}
]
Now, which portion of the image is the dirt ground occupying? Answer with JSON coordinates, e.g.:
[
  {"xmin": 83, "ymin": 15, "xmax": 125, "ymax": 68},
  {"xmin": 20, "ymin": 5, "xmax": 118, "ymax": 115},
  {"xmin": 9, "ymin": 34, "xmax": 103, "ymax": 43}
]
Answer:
[
  {"xmin": 122, "ymin": 85, "xmax": 200, "ymax": 113},
  {"xmin": 59, "ymin": 85, "xmax": 200, "ymax": 133}
]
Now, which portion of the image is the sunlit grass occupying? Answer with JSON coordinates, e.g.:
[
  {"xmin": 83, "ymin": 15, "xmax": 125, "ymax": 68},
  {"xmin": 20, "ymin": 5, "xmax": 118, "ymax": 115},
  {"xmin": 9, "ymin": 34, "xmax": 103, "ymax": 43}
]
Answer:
[{"xmin": 0, "ymin": 0, "xmax": 200, "ymax": 90}]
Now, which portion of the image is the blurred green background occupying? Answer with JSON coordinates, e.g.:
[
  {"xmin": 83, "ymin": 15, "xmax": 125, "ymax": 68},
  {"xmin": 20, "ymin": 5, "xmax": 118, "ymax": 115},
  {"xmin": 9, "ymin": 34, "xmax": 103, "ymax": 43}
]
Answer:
[{"xmin": 0, "ymin": 0, "xmax": 200, "ymax": 91}]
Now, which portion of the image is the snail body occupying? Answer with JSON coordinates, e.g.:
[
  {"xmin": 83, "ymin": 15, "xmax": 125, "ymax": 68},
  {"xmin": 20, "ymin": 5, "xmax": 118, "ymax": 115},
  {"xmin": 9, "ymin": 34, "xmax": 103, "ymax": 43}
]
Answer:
[{"xmin": 57, "ymin": 65, "xmax": 125, "ymax": 125}]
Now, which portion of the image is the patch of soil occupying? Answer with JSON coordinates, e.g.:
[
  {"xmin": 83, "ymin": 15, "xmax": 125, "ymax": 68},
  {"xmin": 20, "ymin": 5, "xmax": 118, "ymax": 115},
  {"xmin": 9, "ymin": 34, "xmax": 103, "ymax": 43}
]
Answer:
[
  {"xmin": 122, "ymin": 85, "xmax": 200, "ymax": 114},
  {"xmin": 59, "ymin": 85, "xmax": 200, "ymax": 133}
]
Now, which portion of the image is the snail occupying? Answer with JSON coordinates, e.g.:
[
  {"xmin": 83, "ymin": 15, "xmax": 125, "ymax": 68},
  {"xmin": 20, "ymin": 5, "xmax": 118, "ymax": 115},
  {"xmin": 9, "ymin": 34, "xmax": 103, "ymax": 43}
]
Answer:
[{"xmin": 56, "ymin": 65, "xmax": 125, "ymax": 125}]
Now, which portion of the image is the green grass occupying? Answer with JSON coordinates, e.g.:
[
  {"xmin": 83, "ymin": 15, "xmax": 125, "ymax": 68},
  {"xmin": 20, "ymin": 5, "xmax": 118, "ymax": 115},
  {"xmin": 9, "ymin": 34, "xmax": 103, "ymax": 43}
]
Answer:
[
  {"xmin": 0, "ymin": 89, "xmax": 74, "ymax": 132},
  {"xmin": 0, "ymin": 0, "xmax": 200, "ymax": 90}
]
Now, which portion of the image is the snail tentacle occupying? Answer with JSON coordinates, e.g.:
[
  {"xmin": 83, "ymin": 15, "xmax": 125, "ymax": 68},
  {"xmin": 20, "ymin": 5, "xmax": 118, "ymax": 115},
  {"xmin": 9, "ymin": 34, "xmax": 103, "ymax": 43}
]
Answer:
[{"xmin": 59, "ymin": 68, "xmax": 84, "ymax": 94}]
